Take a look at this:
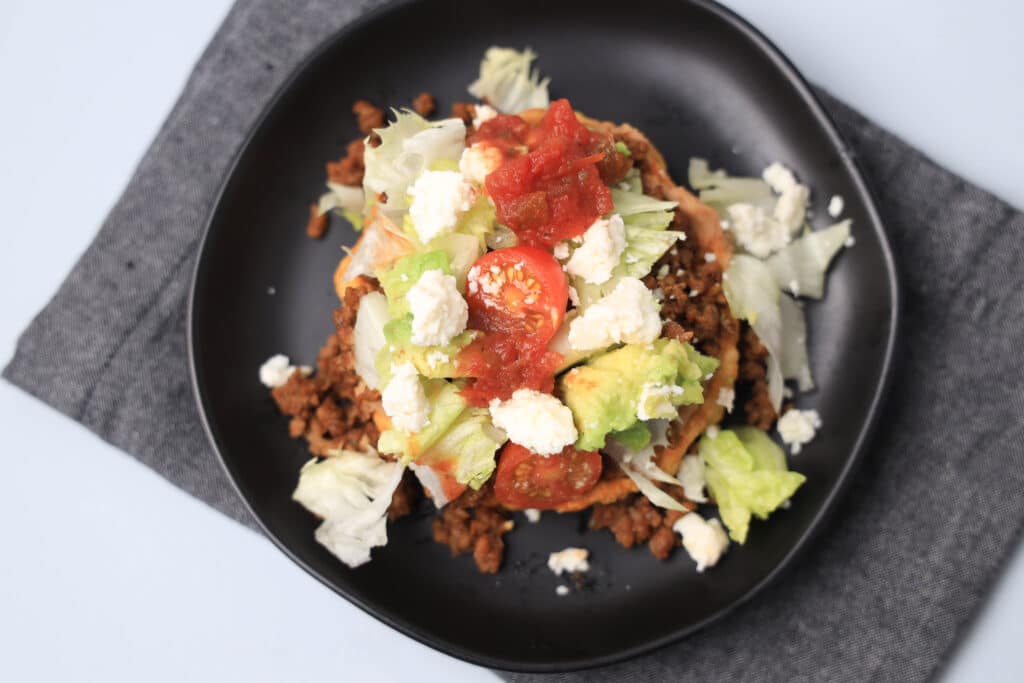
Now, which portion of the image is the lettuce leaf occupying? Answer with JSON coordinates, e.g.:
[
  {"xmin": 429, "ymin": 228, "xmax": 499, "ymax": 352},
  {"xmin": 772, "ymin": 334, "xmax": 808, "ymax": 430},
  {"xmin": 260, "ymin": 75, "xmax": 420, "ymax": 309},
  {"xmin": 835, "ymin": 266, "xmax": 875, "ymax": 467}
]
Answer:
[
  {"xmin": 376, "ymin": 317, "xmax": 476, "ymax": 381},
  {"xmin": 766, "ymin": 220, "xmax": 850, "ymax": 299},
  {"xmin": 688, "ymin": 158, "xmax": 774, "ymax": 214},
  {"xmin": 723, "ymin": 254, "xmax": 784, "ymax": 410},
  {"xmin": 377, "ymin": 380, "xmax": 467, "ymax": 460},
  {"xmin": 699, "ymin": 429, "xmax": 805, "ymax": 543},
  {"xmin": 353, "ymin": 291, "xmax": 390, "ymax": 390},
  {"xmin": 292, "ymin": 450, "xmax": 405, "ymax": 568},
  {"xmin": 417, "ymin": 408, "xmax": 506, "ymax": 489},
  {"xmin": 604, "ymin": 420, "xmax": 689, "ymax": 512},
  {"xmin": 363, "ymin": 110, "xmax": 466, "ymax": 218},
  {"xmin": 378, "ymin": 250, "xmax": 451, "ymax": 318},
  {"xmin": 317, "ymin": 182, "xmax": 365, "ymax": 230},
  {"xmin": 778, "ymin": 294, "xmax": 814, "ymax": 392},
  {"xmin": 467, "ymin": 47, "xmax": 550, "ymax": 113}
]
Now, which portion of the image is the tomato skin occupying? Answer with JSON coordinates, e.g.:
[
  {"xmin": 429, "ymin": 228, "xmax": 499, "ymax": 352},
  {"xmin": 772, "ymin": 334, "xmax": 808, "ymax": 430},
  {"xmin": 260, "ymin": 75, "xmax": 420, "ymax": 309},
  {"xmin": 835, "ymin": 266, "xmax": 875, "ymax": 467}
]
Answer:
[
  {"xmin": 493, "ymin": 444, "xmax": 603, "ymax": 509},
  {"xmin": 465, "ymin": 246, "xmax": 568, "ymax": 340}
]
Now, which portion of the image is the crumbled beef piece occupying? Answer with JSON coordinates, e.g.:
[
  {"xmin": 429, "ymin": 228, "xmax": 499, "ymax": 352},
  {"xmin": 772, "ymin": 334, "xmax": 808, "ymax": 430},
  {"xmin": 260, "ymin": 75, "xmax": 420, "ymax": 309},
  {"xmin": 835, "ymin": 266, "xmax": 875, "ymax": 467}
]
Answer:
[
  {"xmin": 326, "ymin": 139, "xmax": 365, "ymax": 187},
  {"xmin": 450, "ymin": 101, "xmax": 476, "ymax": 124},
  {"xmin": 305, "ymin": 203, "xmax": 328, "ymax": 239},
  {"xmin": 352, "ymin": 99, "xmax": 384, "ymax": 134},
  {"xmin": 432, "ymin": 486, "xmax": 511, "ymax": 574},
  {"xmin": 590, "ymin": 490, "xmax": 695, "ymax": 561},
  {"xmin": 412, "ymin": 91, "xmax": 436, "ymax": 117},
  {"xmin": 268, "ymin": 278, "xmax": 383, "ymax": 456},
  {"xmin": 388, "ymin": 470, "xmax": 421, "ymax": 521},
  {"xmin": 738, "ymin": 325, "xmax": 778, "ymax": 429}
]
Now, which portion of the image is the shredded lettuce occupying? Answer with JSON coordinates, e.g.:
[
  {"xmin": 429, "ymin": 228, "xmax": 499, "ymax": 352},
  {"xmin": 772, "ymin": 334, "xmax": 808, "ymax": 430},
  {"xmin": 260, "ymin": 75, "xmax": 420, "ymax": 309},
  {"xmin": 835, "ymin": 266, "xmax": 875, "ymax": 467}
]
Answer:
[
  {"xmin": 454, "ymin": 194, "xmax": 498, "ymax": 250},
  {"xmin": 363, "ymin": 111, "xmax": 466, "ymax": 218},
  {"xmin": 467, "ymin": 47, "xmax": 550, "ymax": 113},
  {"xmin": 723, "ymin": 255, "xmax": 785, "ymax": 410},
  {"xmin": 376, "ymin": 317, "xmax": 475, "ymax": 380},
  {"xmin": 377, "ymin": 380, "xmax": 467, "ymax": 460},
  {"xmin": 610, "ymin": 187, "xmax": 678, "ymax": 229},
  {"xmin": 353, "ymin": 291, "xmax": 389, "ymax": 390},
  {"xmin": 605, "ymin": 420, "xmax": 689, "ymax": 512},
  {"xmin": 292, "ymin": 450, "xmax": 405, "ymax": 568},
  {"xmin": 378, "ymin": 251, "xmax": 451, "ymax": 318},
  {"xmin": 699, "ymin": 429, "xmax": 805, "ymax": 543},
  {"xmin": 418, "ymin": 408, "xmax": 506, "ymax": 490},
  {"xmin": 689, "ymin": 161, "xmax": 774, "ymax": 215},
  {"xmin": 778, "ymin": 294, "xmax": 814, "ymax": 391},
  {"xmin": 317, "ymin": 182, "xmax": 365, "ymax": 230},
  {"xmin": 766, "ymin": 220, "xmax": 851, "ymax": 299},
  {"xmin": 429, "ymin": 232, "xmax": 484, "ymax": 291}
]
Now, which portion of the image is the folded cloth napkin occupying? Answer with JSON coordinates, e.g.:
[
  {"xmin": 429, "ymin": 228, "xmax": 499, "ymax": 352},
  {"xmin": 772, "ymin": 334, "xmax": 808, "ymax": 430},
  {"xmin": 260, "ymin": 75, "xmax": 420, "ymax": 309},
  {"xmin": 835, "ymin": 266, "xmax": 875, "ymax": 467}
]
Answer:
[{"xmin": 5, "ymin": 1, "xmax": 1024, "ymax": 681}]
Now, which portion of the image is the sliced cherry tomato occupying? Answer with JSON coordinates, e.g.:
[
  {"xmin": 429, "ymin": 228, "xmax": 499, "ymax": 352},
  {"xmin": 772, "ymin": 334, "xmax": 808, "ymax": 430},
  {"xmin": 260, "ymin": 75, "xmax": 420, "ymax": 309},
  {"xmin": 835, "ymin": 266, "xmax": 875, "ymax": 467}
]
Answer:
[
  {"xmin": 465, "ymin": 246, "xmax": 568, "ymax": 341},
  {"xmin": 493, "ymin": 443, "xmax": 603, "ymax": 509}
]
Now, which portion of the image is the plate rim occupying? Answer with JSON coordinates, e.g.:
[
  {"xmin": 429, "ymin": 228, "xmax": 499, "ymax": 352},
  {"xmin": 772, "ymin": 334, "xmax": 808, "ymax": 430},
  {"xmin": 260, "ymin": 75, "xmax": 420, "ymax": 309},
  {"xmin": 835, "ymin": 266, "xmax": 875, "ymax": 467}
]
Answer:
[{"xmin": 187, "ymin": 0, "xmax": 901, "ymax": 672}]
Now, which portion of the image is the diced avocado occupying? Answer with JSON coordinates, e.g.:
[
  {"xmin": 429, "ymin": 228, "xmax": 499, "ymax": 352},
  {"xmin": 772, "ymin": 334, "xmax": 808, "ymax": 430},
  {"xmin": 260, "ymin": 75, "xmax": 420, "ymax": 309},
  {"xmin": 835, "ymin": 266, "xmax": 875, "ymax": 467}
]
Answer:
[{"xmin": 558, "ymin": 338, "xmax": 717, "ymax": 451}]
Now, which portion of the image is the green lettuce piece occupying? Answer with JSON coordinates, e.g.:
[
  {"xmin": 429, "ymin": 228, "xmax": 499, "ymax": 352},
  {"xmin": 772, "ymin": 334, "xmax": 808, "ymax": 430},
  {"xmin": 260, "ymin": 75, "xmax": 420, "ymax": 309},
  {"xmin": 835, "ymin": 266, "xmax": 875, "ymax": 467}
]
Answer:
[
  {"xmin": 723, "ymin": 254, "xmax": 784, "ymax": 410},
  {"xmin": 378, "ymin": 251, "xmax": 452, "ymax": 318},
  {"xmin": 699, "ymin": 429, "xmax": 805, "ymax": 543},
  {"xmin": 560, "ymin": 339, "xmax": 717, "ymax": 451},
  {"xmin": 417, "ymin": 408, "xmax": 506, "ymax": 489},
  {"xmin": 765, "ymin": 220, "xmax": 851, "ymax": 299},
  {"xmin": 573, "ymin": 225, "xmax": 684, "ymax": 306},
  {"xmin": 376, "ymin": 317, "xmax": 476, "ymax": 381},
  {"xmin": 429, "ymin": 232, "xmax": 484, "ymax": 291},
  {"xmin": 687, "ymin": 158, "xmax": 774, "ymax": 214},
  {"xmin": 614, "ymin": 141, "xmax": 631, "ymax": 157},
  {"xmin": 612, "ymin": 421, "xmax": 651, "ymax": 450},
  {"xmin": 454, "ymin": 193, "xmax": 498, "ymax": 250},
  {"xmin": 377, "ymin": 380, "xmax": 466, "ymax": 460},
  {"xmin": 610, "ymin": 187, "xmax": 677, "ymax": 226},
  {"xmin": 363, "ymin": 111, "xmax": 466, "ymax": 217},
  {"xmin": 467, "ymin": 47, "xmax": 550, "ymax": 113}
]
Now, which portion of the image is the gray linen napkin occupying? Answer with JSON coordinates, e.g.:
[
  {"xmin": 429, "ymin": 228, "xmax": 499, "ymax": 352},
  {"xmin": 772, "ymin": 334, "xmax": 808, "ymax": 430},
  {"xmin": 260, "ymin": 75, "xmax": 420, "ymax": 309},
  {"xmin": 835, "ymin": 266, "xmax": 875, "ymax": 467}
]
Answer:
[{"xmin": 5, "ymin": 1, "xmax": 1024, "ymax": 681}]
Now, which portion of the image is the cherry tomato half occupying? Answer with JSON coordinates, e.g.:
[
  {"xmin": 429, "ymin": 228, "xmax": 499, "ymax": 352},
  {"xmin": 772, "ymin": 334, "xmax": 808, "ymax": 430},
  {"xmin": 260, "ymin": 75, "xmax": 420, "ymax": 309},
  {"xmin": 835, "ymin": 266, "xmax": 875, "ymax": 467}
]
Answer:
[
  {"xmin": 493, "ymin": 443, "xmax": 603, "ymax": 509},
  {"xmin": 465, "ymin": 245, "xmax": 568, "ymax": 342}
]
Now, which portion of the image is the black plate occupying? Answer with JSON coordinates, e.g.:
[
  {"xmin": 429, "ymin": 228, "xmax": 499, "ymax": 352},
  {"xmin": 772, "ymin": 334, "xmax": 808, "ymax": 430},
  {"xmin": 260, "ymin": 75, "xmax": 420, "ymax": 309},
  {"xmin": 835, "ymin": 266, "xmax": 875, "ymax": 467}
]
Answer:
[{"xmin": 189, "ymin": 0, "xmax": 898, "ymax": 672}]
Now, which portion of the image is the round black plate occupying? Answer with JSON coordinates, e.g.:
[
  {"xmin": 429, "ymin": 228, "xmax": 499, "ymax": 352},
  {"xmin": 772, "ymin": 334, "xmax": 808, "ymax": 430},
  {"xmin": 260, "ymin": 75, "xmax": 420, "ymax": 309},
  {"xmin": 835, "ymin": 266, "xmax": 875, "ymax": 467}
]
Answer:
[{"xmin": 189, "ymin": 0, "xmax": 898, "ymax": 672}]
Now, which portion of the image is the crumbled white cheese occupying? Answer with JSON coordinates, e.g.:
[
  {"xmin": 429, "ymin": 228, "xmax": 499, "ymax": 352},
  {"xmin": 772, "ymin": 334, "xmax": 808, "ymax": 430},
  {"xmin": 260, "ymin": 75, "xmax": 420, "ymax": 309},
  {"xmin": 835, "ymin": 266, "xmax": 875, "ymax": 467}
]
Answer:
[
  {"xmin": 677, "ymin": 455, "xmax": 708, "ymax": 503},
  {"xmin": 762, "ymin": 162, "xmax": 798, "ymax": 193},
  {"xmin": 568, "ymin": 277, "xmax": 661, "ymax": 351},
  {"xmin": 406, "ymin": 269, "xmax": 468, "ymax": 346},
  {"xmin": 547, "ymin": 547, "xmax": 590, "ymax": 575},
  {"xmin": 777, "ymin": 408, "xmax": 822, "ymax": 454},
  {"xmin": 657, "ymin": 264, "xmax": 670, "ymax": 279},
  {"xmin": 408, "ymin": 170, "xmax": 476, "ymax": 243},
  {"xmin": 259, "ymin": 354, "xmax": 311, "ymax": 388},
  {"xmin": 705, "ymin": 424, "xmax": 720, "ymax": 439},
  {"xmin": 565, "ymin": 214, "xmax": 626, "ymax": 285},
  {"xmin": 636, "ymin": 382, "xmax": 684, "ymax": 421},
  {"xmin": 489, "ymin": 389, "xmax": 578, "ymax": 456},
  {"xmin": 704, "ymin": 252, "xmax": 717, "ymax": 263},
  {"xmin": 673, "ymin": 513, "xmax": 729, "ymax": 572},
  {"xmin": 381, "ymin": 362, "xmax": 429, "ymax": 433},
  {"xmin": 788, "ymin": 279, "xmax": 801, "ymax": 296},
  {"xmin": 555, "ymin": 585, "xmax": 570, "ymax": 596},
  {"xmin": 774, "ymin": 183, "xmax": 810, "ymax": 231},
  {"xmin": 726, "ymin": 203, "xmax": 792, "ymax": 258},
  {"xmin": 552, "ymin": 241, "xmax": 570, "ymax": 260},
  {"xmin": 716, "ymin": 387, "xmax": 735, "ymax": 413},
  {"xmin": 828, "ymin": 194, "xmax": 845, "ymax": 218},
  {"xmin": 524, "ymin": 509, "xmax": 541, "ymax": 523},
  {"xmin": 567, "ymin": 285, "xmax": 581, "ymax": 307},
  {"xmin": 458, "ymin": 143, "xmax": 503, "ymax": 186},
  {"xmin": 845, "ymin": 236, "xmax": 856, "ymax": 247},
  {"xmin": 472, "ymin": 103, "xmax": 498, "ymax": 128}
]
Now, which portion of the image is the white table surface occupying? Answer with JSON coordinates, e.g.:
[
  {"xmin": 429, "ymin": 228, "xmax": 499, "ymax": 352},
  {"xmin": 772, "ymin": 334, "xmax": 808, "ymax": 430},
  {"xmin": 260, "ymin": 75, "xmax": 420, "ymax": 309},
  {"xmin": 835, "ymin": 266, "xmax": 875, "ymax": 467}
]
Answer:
[{"xmin": 1, "ymin": 2, "xmax": 1021, "ymax": 681}]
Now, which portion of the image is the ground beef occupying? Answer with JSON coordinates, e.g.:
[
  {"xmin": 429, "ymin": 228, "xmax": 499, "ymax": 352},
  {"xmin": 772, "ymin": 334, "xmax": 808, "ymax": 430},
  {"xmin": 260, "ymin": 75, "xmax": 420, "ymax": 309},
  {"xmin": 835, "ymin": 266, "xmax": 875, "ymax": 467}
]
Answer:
[
  {"xmin": 305, "ymin": 203, "xmax": 328, "ymax": 239},
  {"xmin": 388, "ymin": 471, "xmax": 421, "ymax": 521},
  {"xmin": 738, "ymin": 325, "xmax": 778, "ymax": 429},
  {"xmin": 412, "ymin": 91, "xmax": 436, "ymax": 117},
  {"xmin": 432, "ymin": 487, "xmax": 512, "ymax": 574},
  {"xmin": 589, "ymin": 492, "xmax": 695, "ymax": 560},
  {"xmin": 326, "ymin": 139, "xmax": 365, "ymax": 187},
  {"xmin": 352, "ymin": 99, "xmax": 385, "ymax": 134},
  {"xmin": 269, "ymin": 278, "xmax": 382, "ymax": 456},
  {"xmin": 450, "ymin": 101, "xmax": 476, "ymax": 125}
]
